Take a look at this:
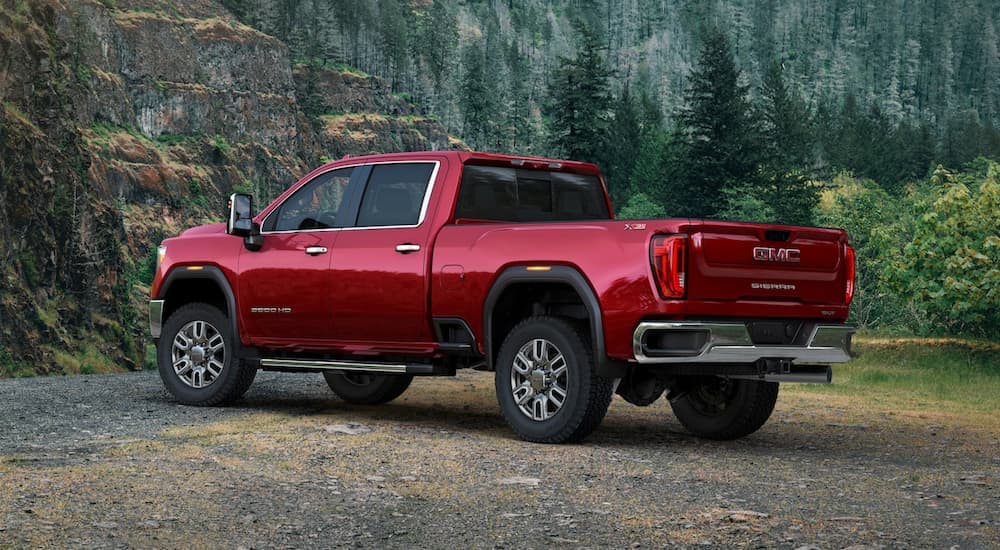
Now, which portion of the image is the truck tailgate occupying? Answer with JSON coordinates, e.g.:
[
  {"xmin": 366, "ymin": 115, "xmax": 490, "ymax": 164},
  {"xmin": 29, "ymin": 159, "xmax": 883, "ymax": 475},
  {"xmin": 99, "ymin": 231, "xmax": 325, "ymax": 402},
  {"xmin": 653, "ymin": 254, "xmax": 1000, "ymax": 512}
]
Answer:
[{"xmin": 683, "ymin": 220, "xmax": 848, "ymax": 305}]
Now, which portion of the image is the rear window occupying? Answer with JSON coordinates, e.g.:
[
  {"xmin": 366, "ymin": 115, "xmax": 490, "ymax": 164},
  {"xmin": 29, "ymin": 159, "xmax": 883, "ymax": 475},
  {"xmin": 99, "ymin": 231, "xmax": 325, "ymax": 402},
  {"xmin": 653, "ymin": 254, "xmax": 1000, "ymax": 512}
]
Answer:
[
  {"xmin": 356, "ymin": 163, "xmax": 435, "ymax": 227},
  {"xmin": 454, "ymin": 165, "xmax": 610, "ymax": 222}
]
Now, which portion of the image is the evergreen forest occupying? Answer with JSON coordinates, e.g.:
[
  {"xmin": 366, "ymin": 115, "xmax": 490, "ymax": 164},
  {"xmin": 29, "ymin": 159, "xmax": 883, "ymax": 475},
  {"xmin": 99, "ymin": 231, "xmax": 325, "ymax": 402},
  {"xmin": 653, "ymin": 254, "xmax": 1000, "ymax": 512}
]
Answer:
[
  {"xmin": 221, "ymin": 0, "xmax": 999, "ymax": 338},
  {"xmin": 1, "ymin": 0, "xmax": 997, "ymax": 379}
]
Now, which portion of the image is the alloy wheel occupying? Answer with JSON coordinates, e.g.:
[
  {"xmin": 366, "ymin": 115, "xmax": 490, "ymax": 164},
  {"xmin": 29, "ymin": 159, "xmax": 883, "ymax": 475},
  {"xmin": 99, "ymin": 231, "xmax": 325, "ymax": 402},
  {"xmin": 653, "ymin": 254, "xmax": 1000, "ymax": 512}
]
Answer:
[
  {"xmin": 510, "ymin": 338, "xmax": 569, "ymax": 421},
  {"xmin": 171, "ymin": 320, "xmax": 225, "ymax": 389}
]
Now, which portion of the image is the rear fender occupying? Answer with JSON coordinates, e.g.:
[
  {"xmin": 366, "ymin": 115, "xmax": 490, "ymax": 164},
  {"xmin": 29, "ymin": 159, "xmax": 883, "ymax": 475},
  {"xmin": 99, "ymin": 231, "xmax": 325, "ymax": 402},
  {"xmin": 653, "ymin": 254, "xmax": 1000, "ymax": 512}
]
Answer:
[{"xmin": 482, "ymin": 266, "xmax": 625, "ymax": 378}]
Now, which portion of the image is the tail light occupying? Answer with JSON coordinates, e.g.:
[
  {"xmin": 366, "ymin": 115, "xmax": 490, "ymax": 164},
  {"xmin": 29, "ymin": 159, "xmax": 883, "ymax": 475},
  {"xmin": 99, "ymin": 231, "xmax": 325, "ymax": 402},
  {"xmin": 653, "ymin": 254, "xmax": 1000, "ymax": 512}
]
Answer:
[
  {"xmin": 844, "ymin": 244, "xmax": 856, "ymax": 305},
  {"xmin": 650, "ymin": 235, "xmax": 687, "ymax": 299}
]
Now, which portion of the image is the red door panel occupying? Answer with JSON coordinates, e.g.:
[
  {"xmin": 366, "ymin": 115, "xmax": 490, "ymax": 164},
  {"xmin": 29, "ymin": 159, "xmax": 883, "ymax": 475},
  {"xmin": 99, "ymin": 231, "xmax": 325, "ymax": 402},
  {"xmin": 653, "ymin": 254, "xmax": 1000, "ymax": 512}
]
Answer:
[
  {"xmin": 238, "ymin": 231, "xmax": 337, "ymax": 343},
  {"xmin": 329, "ymin": 228, "xmax": 431, "ymax": 343}
]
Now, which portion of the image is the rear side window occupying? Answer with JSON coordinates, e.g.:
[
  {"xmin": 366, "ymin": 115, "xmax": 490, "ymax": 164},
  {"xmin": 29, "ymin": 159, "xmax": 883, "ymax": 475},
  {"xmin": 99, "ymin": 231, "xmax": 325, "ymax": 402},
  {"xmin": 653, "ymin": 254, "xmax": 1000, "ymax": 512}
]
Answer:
[
  {"xmin": 356, "ymin": 163, "xmax": 436, "ymax": 227},
  {"xmin": 455, "ymin": 165, "xmax": 610, "ymax": 222}
]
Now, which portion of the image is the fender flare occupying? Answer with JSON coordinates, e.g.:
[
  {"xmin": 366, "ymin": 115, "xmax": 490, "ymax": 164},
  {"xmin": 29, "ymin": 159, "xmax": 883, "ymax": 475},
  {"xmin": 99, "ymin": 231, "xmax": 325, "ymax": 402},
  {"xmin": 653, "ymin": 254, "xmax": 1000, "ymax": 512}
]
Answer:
[
  {"xmin": 157, "ymin": 265, "xmax": 240, "ymax": 348},
  {"xmin": 482, "ymin": 265, "xmax": 625, "ymax": 378}
]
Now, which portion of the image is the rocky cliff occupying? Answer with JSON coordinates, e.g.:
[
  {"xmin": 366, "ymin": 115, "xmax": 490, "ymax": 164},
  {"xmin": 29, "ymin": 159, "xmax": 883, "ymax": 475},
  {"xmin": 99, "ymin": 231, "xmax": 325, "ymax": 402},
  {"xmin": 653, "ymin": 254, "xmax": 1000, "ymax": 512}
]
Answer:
[{"xmin": 0, "ymin": 0, "xmax": 463, "ymax": 376}]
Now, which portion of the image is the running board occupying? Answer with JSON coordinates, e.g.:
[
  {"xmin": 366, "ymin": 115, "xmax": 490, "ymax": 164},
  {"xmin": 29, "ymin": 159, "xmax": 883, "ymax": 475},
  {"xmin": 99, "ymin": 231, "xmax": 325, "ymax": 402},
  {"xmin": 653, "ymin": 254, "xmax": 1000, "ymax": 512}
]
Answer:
[{"xmin": 258, "ymin": 358, "xmax": 444, "ymax": 375}]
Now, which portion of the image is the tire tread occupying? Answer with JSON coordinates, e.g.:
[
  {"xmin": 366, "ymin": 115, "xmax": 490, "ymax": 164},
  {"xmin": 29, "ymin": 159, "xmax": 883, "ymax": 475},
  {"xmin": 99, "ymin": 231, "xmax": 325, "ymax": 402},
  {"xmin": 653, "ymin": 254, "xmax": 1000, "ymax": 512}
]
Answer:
[
  {"xmin": 158, "ymin": 302, "xmax": 256, "ymax": 407},
  {"xmin": 496, "ymin": 316, "xmax": 614, "ymax": 444},
  {"xmin": 671, "ymin": 379, "xmax": 779, "ymax": 440}
]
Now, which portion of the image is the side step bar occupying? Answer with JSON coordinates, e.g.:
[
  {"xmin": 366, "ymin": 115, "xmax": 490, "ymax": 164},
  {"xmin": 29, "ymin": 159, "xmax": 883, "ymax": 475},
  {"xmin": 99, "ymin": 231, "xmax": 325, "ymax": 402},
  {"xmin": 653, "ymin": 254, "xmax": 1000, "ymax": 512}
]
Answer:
[{"xmin": 259, "ymin": 358, "xmax": 446, "ymax": 375}]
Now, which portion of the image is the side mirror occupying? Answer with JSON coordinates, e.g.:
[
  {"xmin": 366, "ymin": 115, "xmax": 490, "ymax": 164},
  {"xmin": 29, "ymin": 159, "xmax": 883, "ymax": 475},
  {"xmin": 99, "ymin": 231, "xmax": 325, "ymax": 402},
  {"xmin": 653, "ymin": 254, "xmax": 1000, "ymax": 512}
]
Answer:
[
  {"xmin": 227, "ymin": 193, "xmax": 254, "ymax": 236},
  {"xmin": 244, "ymin": 223, "xmax": 263, "ymax": 252}
]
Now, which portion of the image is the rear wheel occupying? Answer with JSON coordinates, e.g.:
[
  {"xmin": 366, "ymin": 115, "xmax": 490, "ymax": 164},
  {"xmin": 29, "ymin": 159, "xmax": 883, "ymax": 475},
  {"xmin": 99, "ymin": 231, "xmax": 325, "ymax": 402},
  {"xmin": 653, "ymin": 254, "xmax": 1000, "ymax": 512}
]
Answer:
[
  {"xmin": 669, "ymin": 377, "xmax": 779, "ymax": 440},
  {"xmin": 157, "ymin": 302, "xmax": 256, "ymax": 406},
  {"xmin": 323, "ymin": 372, "xmax": 413, "ymax": 404},
  {"xmin": 495, "ymin": 316, "xmax": 614, "ymax": 443}
]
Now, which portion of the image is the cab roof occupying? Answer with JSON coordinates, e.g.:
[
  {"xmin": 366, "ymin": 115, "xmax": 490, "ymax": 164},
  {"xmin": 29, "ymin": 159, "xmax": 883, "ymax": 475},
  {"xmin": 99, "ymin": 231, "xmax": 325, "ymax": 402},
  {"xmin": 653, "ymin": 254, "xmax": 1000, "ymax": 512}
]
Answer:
[{"xmin": 329, "ymin": 150, "xmax": 603, "ymax": 176}]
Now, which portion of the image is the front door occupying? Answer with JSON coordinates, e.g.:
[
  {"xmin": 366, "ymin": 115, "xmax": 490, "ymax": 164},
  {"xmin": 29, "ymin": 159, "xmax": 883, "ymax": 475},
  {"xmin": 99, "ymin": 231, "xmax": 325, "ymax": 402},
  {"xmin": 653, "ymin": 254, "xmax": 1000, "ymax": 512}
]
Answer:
[
  {"xmin": 328, "ymin": 161, "xmax": 441, "ymax": 346},
  {"xmin": 238, "ymin": 166, "xmax": 356, "ymax": 345}
]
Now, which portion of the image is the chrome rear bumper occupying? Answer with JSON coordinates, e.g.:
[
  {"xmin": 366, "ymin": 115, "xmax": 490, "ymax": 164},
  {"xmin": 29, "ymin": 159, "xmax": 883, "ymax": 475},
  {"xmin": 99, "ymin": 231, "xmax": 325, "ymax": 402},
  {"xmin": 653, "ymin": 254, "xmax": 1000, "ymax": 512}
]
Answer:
[{"xmin": 632, "ymin": 322, "xmax": 854, "ymax": 364}]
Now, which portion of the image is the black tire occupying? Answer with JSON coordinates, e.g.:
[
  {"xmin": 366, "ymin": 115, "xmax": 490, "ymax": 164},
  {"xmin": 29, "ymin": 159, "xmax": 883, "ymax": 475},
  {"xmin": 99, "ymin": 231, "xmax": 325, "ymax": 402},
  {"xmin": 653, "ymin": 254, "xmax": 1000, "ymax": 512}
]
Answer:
[
  {"xmin": 157, "ymin": 302, "xmax": 256, "ymax": 406},
  {"xmin": 494, "ymin": 316, "xmax": 614, "ymax": 444},
  {"xmin": 669, "ymin": 377, "xmax": 779, "ymax": 440},
  {"xmin": 323, "ymin": 372, "xmax": 413, "ymax": 404}
]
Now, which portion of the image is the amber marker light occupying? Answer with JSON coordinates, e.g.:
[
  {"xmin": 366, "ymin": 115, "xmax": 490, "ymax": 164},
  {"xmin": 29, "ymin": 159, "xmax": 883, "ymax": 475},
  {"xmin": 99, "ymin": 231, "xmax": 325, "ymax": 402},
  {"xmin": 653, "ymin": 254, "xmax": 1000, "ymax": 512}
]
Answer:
[{"xmin": 525, "ymin": 266, "xmax": 552, "ymax": 272}]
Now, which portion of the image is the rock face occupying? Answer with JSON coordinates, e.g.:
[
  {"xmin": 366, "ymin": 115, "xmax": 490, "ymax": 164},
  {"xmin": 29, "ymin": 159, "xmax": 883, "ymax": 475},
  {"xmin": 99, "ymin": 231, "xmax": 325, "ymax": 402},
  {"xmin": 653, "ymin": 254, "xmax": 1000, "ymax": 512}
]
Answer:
[{"xmin": 0, "ymin": 0, "xmax": 464, "ymax": 376}]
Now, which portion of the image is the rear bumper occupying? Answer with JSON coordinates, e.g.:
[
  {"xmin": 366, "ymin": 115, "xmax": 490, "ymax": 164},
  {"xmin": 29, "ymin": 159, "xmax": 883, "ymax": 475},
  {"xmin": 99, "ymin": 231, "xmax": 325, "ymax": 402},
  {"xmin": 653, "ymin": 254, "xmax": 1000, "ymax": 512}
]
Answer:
[
  {"xmin": 149, "ymin": 300, "xmax": 164, "ymax": 339},
  {"xmin": 632, "ymin": 321, "xmax": 854, "ymax": 364}
]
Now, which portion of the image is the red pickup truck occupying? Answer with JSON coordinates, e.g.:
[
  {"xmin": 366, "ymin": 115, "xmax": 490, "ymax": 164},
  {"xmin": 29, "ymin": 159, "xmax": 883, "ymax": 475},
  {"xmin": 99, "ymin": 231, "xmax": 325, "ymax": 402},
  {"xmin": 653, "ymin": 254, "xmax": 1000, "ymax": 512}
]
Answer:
[{"xmin": 150, "ymin": 151, "xmax": 855, "ymax": 443}]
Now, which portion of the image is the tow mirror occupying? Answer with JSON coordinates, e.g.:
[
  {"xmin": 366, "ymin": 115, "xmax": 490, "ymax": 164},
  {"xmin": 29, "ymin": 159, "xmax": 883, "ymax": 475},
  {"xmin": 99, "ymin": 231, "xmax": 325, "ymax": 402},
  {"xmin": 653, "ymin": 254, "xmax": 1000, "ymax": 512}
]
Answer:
[
  {"xmin": 244, "ymin": 223, "xmax": 263, "ymax": 252},
  {"xmin": 227, "ymin": 193, "xmax": 253, "ymax": 236}
]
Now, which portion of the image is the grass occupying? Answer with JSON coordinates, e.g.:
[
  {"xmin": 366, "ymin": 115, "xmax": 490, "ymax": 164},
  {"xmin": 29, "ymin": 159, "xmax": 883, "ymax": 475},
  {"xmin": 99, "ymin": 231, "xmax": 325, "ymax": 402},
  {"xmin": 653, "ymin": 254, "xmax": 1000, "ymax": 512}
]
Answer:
[
  {"xmin": 209, "ymin": 134, "xmax": 232, "ymax": 158},
  {"xmin": 154, "ymin": 132, "xmax": 194, "ymax": 146},
  {"xmin": 787, "ymin": 337, "xmax": 1000, "ymax": 414},
  {"xmin": 0, "ymin": 349, "xmax": 34, "ymax": 378},
  {"xmin": 144, "ymin": 344, "xmax": 156, "ymax": 370}
]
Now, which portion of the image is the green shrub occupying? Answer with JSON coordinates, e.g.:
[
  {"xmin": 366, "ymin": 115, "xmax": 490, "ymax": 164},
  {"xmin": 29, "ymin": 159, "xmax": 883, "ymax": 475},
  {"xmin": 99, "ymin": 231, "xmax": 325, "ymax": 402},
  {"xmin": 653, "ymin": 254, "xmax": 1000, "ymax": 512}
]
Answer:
[
  {"xmin": 816, "ymin": 172, "xmax": 909, "ymax": 329},
  {"xmin": 617, "ymin": 192, "xmax": 666, "ymax": 219},
  {"xmin": 883, "ymin": 161, "xmax": 1000, "ymax": 337}
]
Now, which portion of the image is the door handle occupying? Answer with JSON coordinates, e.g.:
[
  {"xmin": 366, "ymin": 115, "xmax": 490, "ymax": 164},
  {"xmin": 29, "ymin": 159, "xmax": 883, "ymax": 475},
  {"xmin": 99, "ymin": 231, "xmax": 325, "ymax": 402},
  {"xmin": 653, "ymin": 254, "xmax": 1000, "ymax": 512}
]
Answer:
[
  {"xmin": 395, "ymin": 243, "xmax": 421, "ymax": 254},
  {"xmin": 304, "ymin": 246, "xmax": 328, "ymax": 256}
]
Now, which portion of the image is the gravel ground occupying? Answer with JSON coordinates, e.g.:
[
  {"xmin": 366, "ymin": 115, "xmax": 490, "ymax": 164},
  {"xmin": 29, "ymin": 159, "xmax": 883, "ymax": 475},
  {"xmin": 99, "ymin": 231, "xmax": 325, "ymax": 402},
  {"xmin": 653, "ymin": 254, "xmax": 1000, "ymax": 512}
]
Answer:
[{"xmin": 0, "ymin": 370, "xmax": 996, "ymax": 549}]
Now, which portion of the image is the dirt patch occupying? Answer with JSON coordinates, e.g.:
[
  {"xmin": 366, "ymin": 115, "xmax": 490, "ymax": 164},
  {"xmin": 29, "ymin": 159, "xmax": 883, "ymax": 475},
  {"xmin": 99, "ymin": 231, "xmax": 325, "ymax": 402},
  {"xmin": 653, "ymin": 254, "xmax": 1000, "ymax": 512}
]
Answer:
[{"xmin": 0, "ymin": 371, "xmax": 996, "ymax": 548}]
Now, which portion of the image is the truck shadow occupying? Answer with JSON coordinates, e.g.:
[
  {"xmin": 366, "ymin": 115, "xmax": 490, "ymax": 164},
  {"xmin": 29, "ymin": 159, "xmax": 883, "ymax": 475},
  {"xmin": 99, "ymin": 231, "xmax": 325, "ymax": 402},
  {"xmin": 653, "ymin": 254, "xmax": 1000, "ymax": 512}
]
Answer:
[{"xmin": 166, "ymin": 371, "xmax": 980, "ymax": 467}]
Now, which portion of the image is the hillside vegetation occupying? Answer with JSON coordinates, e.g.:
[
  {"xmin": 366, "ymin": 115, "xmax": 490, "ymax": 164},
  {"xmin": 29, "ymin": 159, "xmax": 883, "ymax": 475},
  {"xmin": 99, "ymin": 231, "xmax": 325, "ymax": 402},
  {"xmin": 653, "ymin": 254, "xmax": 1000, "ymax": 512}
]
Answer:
[
  {"xmin": 0, "ymin": 0, "xmax": 462, "ymax": 377},
  {"xmin": 0, "ymin": 0, "xmax": 997, "ymax": 377}
]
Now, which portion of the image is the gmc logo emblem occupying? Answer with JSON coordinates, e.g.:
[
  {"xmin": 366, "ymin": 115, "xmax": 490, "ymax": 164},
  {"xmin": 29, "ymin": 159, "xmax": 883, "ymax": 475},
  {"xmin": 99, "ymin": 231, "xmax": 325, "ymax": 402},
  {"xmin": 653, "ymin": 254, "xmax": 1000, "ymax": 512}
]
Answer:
[{"xmin": 753, "ymin": 246, "xmax": 800, "ymax": 263}]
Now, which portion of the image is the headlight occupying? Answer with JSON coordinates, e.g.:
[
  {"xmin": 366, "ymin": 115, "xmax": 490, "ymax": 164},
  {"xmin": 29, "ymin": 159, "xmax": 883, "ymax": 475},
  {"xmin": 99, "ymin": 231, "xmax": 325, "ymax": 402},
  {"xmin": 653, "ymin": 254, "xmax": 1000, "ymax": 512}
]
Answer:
[{"xmin": 157, "ymin": 244, "xmax": 167, "ymax": 269}]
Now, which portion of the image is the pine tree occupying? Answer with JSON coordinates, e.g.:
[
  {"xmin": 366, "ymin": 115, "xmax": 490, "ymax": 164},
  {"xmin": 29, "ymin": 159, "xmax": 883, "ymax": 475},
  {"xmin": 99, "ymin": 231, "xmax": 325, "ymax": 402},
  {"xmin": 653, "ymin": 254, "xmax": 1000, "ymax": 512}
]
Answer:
[
  {"xmin": 756, "ymin": 61, "xmax": 819, "ymax": 225},
  {"xmin": 505, "ymin": 41, "xmax": 535, "ymax": 154},
  {"xmin": 760, "ymin": 61, "xmax": 813, "ymax": 169},
  {"xmin": 378, "ymin": 0, "xmax": 410, "ymax": 90},
  {"xmin": 420, "ymin": 1, "xmax": 458, "ymax": 93},
  {"xmin": 545, "ymin": 22, "xmax": 613, "ymax": 164},
  {"xmin": 628, "ymin": 125, "xmax": 686, "ymax": 214},
  {"xmin": 603, "ymin": 87, "xmax": 644, "ymax": 206},
  {"xmin": 460, "ymin": 43, "xmax": 498, "ymax": 150},
  {"xmin": 677, "ymin": 29, "xmax": 762, "ymax": 218}
]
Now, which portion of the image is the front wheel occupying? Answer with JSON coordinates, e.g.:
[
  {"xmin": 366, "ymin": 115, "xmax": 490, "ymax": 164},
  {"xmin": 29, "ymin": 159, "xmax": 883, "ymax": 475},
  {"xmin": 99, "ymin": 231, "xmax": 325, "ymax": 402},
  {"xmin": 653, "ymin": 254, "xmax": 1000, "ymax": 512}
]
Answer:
[
  {"xmin": 323, "ymin": 372, "xmax": 413, "ymax": 404},
  {"xmin": 494, "ymin": 316, "xmax": 614, "ymax": 444},
  {"xmin": 157, "ymin": 302, "xmax": 256, "ymax": 406},
  {"xmin": 669, "ymin": 377, "xmax": 779, "ymax": 440}
]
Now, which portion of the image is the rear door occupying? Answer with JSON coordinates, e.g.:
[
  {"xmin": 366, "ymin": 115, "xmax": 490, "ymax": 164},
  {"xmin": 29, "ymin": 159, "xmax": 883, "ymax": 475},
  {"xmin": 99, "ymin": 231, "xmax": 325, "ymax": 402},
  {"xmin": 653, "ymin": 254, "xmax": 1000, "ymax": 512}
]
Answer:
[
  {"xmin": 684, "ymin": 221, "xmax": 848, "ymax": 305},
  {"xmin": 327, "ymin": 161, "xmax": 442, "ymax": 345}
]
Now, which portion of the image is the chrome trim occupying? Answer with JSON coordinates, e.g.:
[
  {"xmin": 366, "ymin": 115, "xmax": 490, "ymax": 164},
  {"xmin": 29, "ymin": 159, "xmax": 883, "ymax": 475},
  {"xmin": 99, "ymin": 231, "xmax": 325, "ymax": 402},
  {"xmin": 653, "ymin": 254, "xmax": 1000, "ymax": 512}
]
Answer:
[
  {"xmin": 260, "ymin": 160, "xmax": 441, "ymax": 235},
  {"xmin": 304, "ymin": 246, "xmax": 328, "ymax": 255},
  {"xmin": 259, "ymin": 358, "xmax": 409, "ymax": 374},
  {"xmin": 149, "ymin": 300, "xmax": 165, "ymax": 339},
  {"xmin": 632, "ymin": 322, "xmax": 854, "ymax": 364},
  {"xmin": 395, "ymin": 243, "xmax": 421, "ymax": 253}
]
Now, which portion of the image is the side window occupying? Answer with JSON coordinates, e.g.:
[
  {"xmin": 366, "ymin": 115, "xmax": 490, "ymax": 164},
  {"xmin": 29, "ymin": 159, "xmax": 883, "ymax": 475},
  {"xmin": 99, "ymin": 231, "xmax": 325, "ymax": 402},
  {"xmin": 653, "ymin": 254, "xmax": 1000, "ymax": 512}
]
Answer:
[
  {"xmin": 356, "ymin": 163, "xmax": 435, "ymax": 227},
  {"xmin": 454, "ymin": 165, "xmax": 610, "ymax": 222},
  {"xmin": 269, "ymin": 167, "xmax": 354, "ymax": 232}
]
